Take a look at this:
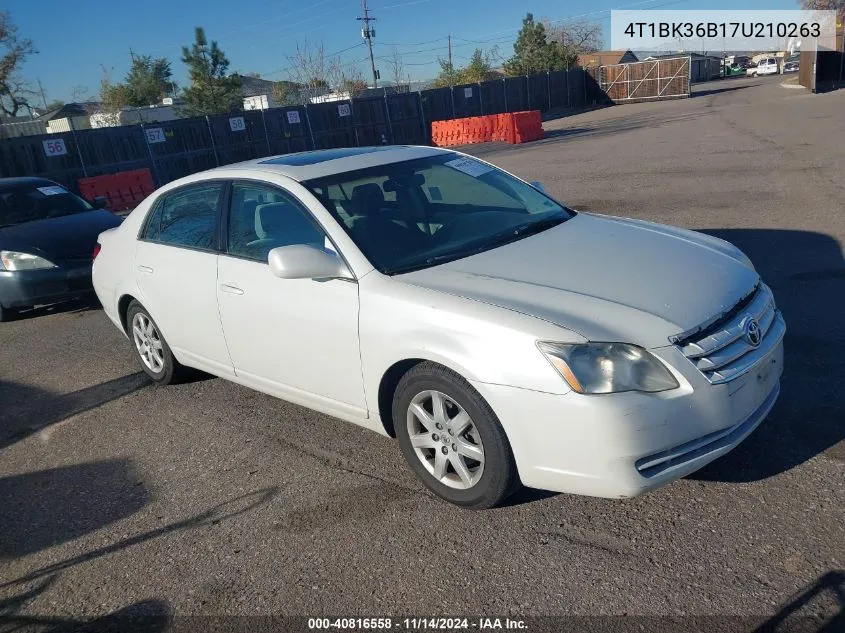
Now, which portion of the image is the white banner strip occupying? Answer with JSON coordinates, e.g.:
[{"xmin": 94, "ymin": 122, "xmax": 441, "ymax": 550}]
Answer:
[{"xmin": 611, "ymin": 10, "xmax": 838, "ymax": 53}]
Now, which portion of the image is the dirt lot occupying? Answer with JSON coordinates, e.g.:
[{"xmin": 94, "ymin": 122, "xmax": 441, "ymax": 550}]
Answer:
[{"xmin": 1, "ymin": 77, "xmax": 843, "ymax": 630}]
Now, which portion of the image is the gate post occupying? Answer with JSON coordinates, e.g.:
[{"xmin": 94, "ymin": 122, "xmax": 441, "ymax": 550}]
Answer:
[
  {"xmin": 205, "ymin": 115, "xmax": 220, "ymax": 166},
  {"xmin": 478, "ymin": 82, "xmax": 484, "ymax": 115},
  {"xmin": 68, "ymin": 116, "xmax": 88, "ymax": 178},
  {"xmin": 417, "ymin": 91, "xmax": 428, "ymax": 144},
  {"xmin": 261, "ymin": 108, "xmax": 271, "ymax": 156},
  {"xmin": 525, "ymin": 75, "xmax": 530, "ymax": 110},
  {"xmin": 547, "ymin": 71, "xmax": 552, "ymax": 111},
  {"xmin": 304, "ymin": 104, "xmax": 317, "ymax": 150},
  {"xmin": 503, "ymin": 77, "xmax": 508, "ymax": 111},
  {"xmin": 384, "ymin": 90, "xmax": 394, "ymax": 144},
  {"xmin": 140, "ymin": 123, "xmax": 161, "ymax": 187}
]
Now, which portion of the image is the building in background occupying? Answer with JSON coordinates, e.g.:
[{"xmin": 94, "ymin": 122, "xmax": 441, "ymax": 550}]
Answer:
[
  {"xmin": 577, "ymin": 50, "xmax": 639, "ymax": 67},
  {"xmin": 35, "ymin": 103, "xmax": 97, "ymax": 133},
  {"xmin": 0, "ymin": 116, "xmax": 47, "ymax": 139},
  {"xmin": 90, "ymin": 101, "xmax": 182, "ymax": 128}
]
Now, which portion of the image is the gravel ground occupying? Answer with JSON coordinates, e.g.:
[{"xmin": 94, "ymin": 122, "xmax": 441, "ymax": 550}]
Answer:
[{"xmin": 1, "ymin": 76, "xmax": 843, "ymax": 632}]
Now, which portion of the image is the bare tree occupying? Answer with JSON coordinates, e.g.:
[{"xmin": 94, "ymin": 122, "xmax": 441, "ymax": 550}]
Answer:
[
  {"xmin": 543, "ymin": 18, "xmax": 603, "ymax": 64},
  {"xmin": 0, "ymin": 11, "xmax": 37, "ymax": 117},
  {"xmin": 327, "ymin": 57, "xmax": 367, "ymax": 97},
  {"xmin": 70, "ymin": 85, "xmax": 90, "ymax": 103},
  {"xmin": 285, "ymin": 40, "xmax": 329, "ymax": 103},
  {"xmin": 387, "ymin": 46, "xmax": 405, "ymax": 87},
  {"xmin": 799, "ymin": 0, "xmax": 844, "ymax": 23}
]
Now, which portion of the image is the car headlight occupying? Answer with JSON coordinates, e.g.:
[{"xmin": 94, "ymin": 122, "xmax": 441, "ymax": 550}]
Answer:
[
  {"xmin": 0, "ymin": 251, "xmax": 57, "ymax": 271},
  {"xmin": 537, "ymin": 341, "xmax": 679, "ymax": 394}
]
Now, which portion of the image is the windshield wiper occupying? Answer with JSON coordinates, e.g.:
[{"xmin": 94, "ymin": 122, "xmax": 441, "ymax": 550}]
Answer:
[{"xmin": 388, "ymin": 215, "xmax": 567, "ymax": 275}]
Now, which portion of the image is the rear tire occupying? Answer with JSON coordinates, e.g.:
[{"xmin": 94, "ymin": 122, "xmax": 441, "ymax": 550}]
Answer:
[
  {"xmin": 126, "ymin": 300, "xmax": 188, "ymax": 385},
  {"xmin": 393, "ymin": 362, "xmax": 519, "ymax": 509}
]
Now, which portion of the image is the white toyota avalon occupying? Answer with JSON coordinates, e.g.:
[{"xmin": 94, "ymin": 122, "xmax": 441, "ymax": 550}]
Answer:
[{"xmin": 92, "ymin": 146, "xmax": 785, "ymax": 509}]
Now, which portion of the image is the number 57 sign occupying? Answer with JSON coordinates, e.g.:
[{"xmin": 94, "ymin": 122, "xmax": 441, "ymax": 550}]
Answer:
[{"xmin": 42, "ymin": 138, "xmax": 68, "ymax": 157}]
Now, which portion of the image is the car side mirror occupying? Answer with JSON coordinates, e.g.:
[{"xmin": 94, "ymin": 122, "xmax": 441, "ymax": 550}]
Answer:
[
  {"xmin": 92, "ymin": 195, "xmax": 109, "ymax": 209},
  {"xmin": 530, "ymin": 181, "xmax": 546, "ymax": 193},
  {"xmin": 268, "ymin": 245, "xmax": 352, "ymax": 281}
]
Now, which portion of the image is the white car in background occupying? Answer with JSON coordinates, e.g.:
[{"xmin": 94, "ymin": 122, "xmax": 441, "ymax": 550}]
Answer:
[
  {"xmin": 92, "ymin": 146, "xmax": 785, "ymax": 509},
  {"xmin": 747, "ymin": 57, "xmax": 780, "ymax": 76}
]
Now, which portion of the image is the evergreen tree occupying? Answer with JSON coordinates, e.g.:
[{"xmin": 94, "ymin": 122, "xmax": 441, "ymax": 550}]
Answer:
[
  {"xmin": 180, "ymin": 27, "xmax": 242, "ymax": 116},
  {"xmin": 503, "ymin": 13, "xmax": 557, "ymax": 75},
  {"xmin": 101, "ymin": 55, "xmax": 175, "ymax": 111}
]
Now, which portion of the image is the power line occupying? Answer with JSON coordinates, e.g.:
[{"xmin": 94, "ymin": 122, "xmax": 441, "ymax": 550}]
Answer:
[{"xmin": 377, "ymin": 36, "xmax": 448, "ymax": 47}]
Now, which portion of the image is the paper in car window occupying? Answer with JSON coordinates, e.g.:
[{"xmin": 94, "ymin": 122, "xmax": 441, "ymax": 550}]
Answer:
[
  {"xmin": 445, "ymin": 157, "xmax": 492, "ymax": 178},
  {"xmin": 37, "ymin": 186, "xmax": 67, "ymax": 196}
]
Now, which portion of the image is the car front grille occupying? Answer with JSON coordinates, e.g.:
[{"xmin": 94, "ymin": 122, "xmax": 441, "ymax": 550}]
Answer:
[{"xmin": 673, "ymin": 283, "xmax": 785, "ymax": 384}]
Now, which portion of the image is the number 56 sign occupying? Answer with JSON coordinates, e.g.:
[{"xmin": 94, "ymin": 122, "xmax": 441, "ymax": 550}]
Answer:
[{"xmin": 42, "ymin": 138, "xmax": 68, "ymax": 157}]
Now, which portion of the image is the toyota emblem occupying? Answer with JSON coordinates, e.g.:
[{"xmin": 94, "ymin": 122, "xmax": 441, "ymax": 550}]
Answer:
[{"xmin": 743, "ymin": 317, "xmax": 762, "ymax": 347}]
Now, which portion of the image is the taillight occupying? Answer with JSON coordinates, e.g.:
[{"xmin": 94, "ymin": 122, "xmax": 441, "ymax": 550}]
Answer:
[{"xmin": 93, "ymin": 243, "xmax": 102, "ymax": 261}]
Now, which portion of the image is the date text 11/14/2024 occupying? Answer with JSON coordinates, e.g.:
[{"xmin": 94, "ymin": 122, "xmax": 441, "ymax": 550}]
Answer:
[{"xmin": 307, "ymin": 618, "xmax": 528, "ymax": 630}]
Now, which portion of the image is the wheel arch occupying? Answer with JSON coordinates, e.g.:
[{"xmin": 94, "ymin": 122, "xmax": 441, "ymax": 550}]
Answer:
[
  {"xmin": 117, "ymin": 294, "xmax": 138, "ymax": 335},
  {"xmin": 376, "ymin": 355, "xmax": 481, "ymax": 438}
]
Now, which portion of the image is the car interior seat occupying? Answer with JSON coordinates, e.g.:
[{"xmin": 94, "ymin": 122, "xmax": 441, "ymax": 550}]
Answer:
[{"xmin": 249, "ymin": 201, "xmax": 324, "ymax": 256}]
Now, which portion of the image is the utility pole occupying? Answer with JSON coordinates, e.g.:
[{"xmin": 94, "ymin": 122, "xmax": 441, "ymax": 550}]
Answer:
[
  {"xmin": 448, "ymin": 33, "xmax": 453, "ymax": 85},
  {"xmin": 36, "ymin": 78, "xmax": 48, "ymax": 110},
  {"xmin": 357, "ymin": 0, "xmax": 378, "ymax": 88}
]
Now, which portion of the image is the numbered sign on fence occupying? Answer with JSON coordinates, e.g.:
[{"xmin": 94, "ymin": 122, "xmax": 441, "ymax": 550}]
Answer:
[
  {"xmin": 42, "ymin": 138, "xmax": 68, "ymax": 157},
  {"xmin": 337, "ymin": 104, "xmax": 351, "ymax": 117},
  {"xmin": 464, "ymin": 87, "xmax": 473, "ymax": 98},
  {"xmin": 229, "ymin": 116, "xmax": 246, "ymax": 132},
  {"xmin": 145, "ymin": 128, "xmax": 166, "ymax": 144},
  {"xmin": 286, "ymin": 110, "xmax": 301, "ymax": 124}
]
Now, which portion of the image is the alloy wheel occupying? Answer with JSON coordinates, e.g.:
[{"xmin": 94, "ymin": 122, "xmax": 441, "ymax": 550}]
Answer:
[
  {"xmin": 132, "ymin": 312, "xmax": 165, "ymax": 373},
  {"xmin": 406, "ymin": 390, "xmax": 485, "ymax": 490}
]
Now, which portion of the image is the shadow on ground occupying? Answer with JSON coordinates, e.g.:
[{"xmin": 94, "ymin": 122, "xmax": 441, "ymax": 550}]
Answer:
[
  {"xmin": 0, "ymin": 373, "xmax": 151, "ymax": 450},
  {"xmin": 0, "ymin": 486, "xmax": 279, "ymax": 590},
  {"xmin": 0, "ymin": 591, "xmax": 172, "ymax": 633},
  {"xmin": 0, "ymin": 459, "xmax": 150, "ymax": 559},
  {"xmin": 9, "ymin": 295, "xmax": 101, "ymax": 322},
  {"xmin": 692, "ymin": 228, "xmax": 845, "ymax": 483},
  {"xmin": 755, "ymin": 570, "xmax": 845, "ymax": 633},
  {"xmin": 692, "ymin": 83, "xmax": 756, "ymax": 98}
]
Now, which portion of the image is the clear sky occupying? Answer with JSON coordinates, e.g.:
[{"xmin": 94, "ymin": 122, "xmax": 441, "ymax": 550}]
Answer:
[{"xmin": 6, "ymin": 0, "xmax": 799, "ymax": 104}]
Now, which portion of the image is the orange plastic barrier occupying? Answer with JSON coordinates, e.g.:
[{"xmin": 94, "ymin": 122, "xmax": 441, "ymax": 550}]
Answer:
[
  {"xmin": 78, "ymin": 168, "xmax": 155, "ymax": 212},
  {"xmin": 432, "ymin": 111, "xmax": 543, "ymax": 147},
  {"xmin": 511, "ymin": 110, "xmax": 545, "ymax": 143}
]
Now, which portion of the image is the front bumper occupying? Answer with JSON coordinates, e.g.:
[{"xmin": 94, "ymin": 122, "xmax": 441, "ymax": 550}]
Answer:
[
  {"xmin": 0, "ymin": 264, "xmax": 94, "ymax": 309},
  {"xmin": 471, "ymin": 333, "xmax": 784, "ymax": 499}
]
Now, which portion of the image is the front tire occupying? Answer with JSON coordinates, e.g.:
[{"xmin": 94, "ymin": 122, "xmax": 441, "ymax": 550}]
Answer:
[
  {"xmin": 126, "ymin": 300, "xmax": 187, "ymax": 385},
  {"xmin": 393, "ymin": 362, "xmax": 519, "ymax": 509}
]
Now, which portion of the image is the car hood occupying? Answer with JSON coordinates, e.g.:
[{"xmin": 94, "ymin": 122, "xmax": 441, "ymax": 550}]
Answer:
[
  {"xmin": 396, "ymin": 212, "xmax": 760, "ymax": 348},
  {"xmin": 0, "ymin": 210, "xmax": 122, "ymax": 263}
]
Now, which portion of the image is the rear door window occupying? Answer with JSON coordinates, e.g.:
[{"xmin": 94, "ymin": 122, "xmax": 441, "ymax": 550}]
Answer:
[{"xmin": 153, "ymin": 183, "xmax": 223, "ymax": 251}]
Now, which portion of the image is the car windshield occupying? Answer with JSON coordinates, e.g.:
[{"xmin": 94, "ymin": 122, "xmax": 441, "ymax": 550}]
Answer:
[
  {"xmin": 304, "ymin": 154, "xmax": 574, "ymax": 274},
  {"xmin": 0, "ymin": 182, "xmax": 93, "ymax": 228}
]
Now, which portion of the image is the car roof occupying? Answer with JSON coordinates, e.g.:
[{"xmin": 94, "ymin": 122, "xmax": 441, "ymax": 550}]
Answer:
[
  {"xmin": 208, "ymin": 145, "xmax": 453, "ymax": 182},
  {"xmin": 0, "ymin": 177, "xmax": 58, "ymax": 192}
]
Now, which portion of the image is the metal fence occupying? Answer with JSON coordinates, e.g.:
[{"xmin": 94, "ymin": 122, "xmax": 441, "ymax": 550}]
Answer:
[
  {"xmin": 0, "ymin": 67, "xmax": 607, "ymax": 194},
  {"xmin": 599, "ymin": 57, "xmax": 691, "ymax": 104}
]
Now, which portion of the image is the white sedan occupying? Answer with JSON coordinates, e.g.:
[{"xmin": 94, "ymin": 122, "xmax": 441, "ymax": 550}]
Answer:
[{"xmin": 92, "ymin": 146, "xmax": 785, "ymax": 509}]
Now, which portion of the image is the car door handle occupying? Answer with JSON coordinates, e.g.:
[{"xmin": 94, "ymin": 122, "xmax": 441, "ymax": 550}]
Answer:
[
  {"xmin": 220, "ymin": 283, "xmax": 244, "ymax": 296},
  {"xmin": 137, "ymin": 265, "xmax": 154, "ymax": 274}
]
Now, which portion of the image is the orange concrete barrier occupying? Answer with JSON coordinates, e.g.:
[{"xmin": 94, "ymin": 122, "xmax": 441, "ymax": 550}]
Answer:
[{"xmin": 78, "ymin": 168, "xmax": 156, "ymax": 212}]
